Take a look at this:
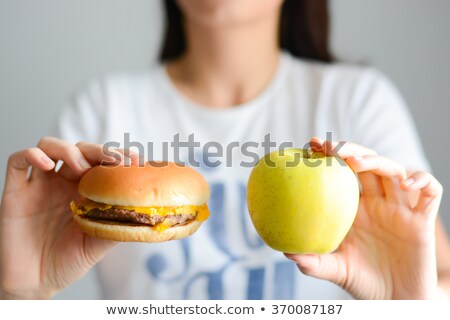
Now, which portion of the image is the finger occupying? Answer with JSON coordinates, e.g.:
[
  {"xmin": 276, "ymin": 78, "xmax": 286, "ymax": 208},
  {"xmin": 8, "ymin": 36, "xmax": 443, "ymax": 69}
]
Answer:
[
  {"xmin": 103, "ymin": 148, "xmax": 141, "ymax": 166},
  {"xmin": 284, "ymin": 253, "xmax": 346, "ymax": 288},
  {"xmin": 309, "ymin": 137, "xmax": 325, "ymax": 152},
  {"xmin": 347, "ymin": 156, "xmax": 408, "ymax": 202},
  {"xmin": 76, "ymin": 142, "xmax": 141, "ymax": 166},
  {"xmin": 346, "ymin": 155, "xmax": 406, "ymax": 180},
  {"xmin": 57, "ymin": 151, "xmax": 139, "ymax": 180},
  {"xmin": 56, "ymin": 142, "xmax": 117, "ymax": 181},
  {"xmin": 358, "ymin": 172, "xmax": 384, "ymax": 197},
  {"xmin": 56, "ymin": 162, "xmax": 83, "ymax": 181},
  {"xmin": 320, "ymin": 140, "xmax": 378, "ymax": 159},
  {"xmin": 31, "ymin": 137, "xmax": 92, "ymax": 181},
  {"xmin": 4, "ymin": 148, "xmax": 55, "ymax": 193},
  {"xmin": 117, "ymin": 149, "xmax": 141, "ymax": 165},
  {"xmin": 401, "ymin": 171, "xmax": 443, "ymax": 215},
  {"xmin": 77, "ymin": 142, "xmax": 118, "ymax": 165},
  {"xmin": 380, "ymin": 176, "xmax": 410, "ymax": 203},
  {"xmin": 57, "ymin": 145, "xmax": 141, "ymax": 181}
]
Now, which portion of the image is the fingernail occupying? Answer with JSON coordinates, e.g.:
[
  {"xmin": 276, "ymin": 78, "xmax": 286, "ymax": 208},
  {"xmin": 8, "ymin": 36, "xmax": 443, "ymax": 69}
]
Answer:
[
  {"xmin": 403, "ymin": 178, "xmax": 414, "ymax": 186},
  {"xmin": 41, "ymin": 155, "xmax": 55, "ymax": 167},
  {"xmin": 353, "ymin": 156, "xmax": 364, "ymax": 161},
  {"xmin": 310, "ymin": 142, "xmax": 323, "ymax": 150},
  {"xmin": 78, "ymin": 158, "xmax": 91, "ymax": 169},
  {"xmin": 41, "ymin": 155, "xmax": 51, "ymax": 164}
]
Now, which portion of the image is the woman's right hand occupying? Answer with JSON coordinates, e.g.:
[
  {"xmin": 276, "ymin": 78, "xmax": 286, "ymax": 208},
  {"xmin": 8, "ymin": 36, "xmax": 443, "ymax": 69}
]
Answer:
[{"xmin": 0, "ymin": 137, "xmax": 134, "ymax": 299}]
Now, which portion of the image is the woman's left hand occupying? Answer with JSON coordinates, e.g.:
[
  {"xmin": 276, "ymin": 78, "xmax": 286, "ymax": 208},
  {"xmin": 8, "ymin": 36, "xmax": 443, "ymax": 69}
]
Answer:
[{"xmin": 285, "ymin": 138, "xmax": 443, "ymax": 299}]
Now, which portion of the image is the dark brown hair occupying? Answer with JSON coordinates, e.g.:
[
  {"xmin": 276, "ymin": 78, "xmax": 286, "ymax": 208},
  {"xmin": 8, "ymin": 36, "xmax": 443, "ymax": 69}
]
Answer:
[{"xmin": 160, "ymin": 0, "xmax": 333, "ymax": 63}]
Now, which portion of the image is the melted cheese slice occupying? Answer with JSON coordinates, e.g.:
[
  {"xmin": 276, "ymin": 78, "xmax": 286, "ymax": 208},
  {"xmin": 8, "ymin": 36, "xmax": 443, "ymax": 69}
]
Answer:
[{"xmin": 70, "ymin": 198, "xmax": 209, "ymax": 232}]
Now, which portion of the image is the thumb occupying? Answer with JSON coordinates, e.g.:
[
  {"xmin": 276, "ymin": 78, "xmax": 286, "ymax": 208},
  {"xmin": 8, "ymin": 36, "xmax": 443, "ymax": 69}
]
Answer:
[{"xmin": 284, "ymin": 253, "xmax": 347, "ymax": 287}]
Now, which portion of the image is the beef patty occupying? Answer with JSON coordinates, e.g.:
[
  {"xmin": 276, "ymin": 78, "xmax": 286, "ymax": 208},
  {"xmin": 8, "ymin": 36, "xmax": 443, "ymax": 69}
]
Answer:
[{"xmin": 82, "ymin": 207, "xmax": 197, "ymax": 226}]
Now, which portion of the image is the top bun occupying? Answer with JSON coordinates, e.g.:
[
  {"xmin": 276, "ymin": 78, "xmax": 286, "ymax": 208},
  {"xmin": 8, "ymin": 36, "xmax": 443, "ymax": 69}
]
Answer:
[{"xmin": 78, "ymin": 162, "xmax": 210, "ymax": 207}]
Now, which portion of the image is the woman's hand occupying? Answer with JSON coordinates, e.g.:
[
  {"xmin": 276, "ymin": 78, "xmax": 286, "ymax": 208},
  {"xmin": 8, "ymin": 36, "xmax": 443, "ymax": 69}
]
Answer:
[
  {"xmin": 285, "ymin": 138, "xmax": 443, "ymax": 299},
  {"xmin": 0, "ymin": 137, "xmax": 136, "ymax": 299}
]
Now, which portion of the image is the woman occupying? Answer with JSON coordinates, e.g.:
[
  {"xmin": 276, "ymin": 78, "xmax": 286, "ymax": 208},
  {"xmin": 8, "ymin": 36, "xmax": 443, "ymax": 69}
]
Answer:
[{"xmin": 1, "ymin": 0, "xmax": 449, "ymax": 299}]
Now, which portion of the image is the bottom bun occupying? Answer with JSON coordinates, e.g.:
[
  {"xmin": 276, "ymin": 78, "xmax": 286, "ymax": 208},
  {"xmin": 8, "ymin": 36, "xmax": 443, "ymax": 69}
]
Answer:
[{"xmin": 73, "ymin": 215, "xmax": 203, "ymax": 242}]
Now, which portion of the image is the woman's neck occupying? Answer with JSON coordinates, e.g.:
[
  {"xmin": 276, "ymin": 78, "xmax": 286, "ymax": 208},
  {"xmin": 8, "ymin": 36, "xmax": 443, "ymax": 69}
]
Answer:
[{"xmin": 167, "ymin": 13, "xmax": 280, "ymax": 108}]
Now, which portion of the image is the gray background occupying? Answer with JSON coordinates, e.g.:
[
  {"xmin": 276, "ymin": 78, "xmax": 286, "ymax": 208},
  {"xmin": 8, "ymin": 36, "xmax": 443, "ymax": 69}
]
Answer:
[{"xmin": 0, "ymin": 0, "xmax": 449, "ymax": 299}]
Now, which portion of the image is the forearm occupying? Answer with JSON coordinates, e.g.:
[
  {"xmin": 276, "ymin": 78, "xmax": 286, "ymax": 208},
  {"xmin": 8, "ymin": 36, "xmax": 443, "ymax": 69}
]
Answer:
[
  {"xmin": 435, "ymin": 216, "xmax": 450, "ymax": 299},
  {"xmin": 437, "ymin": 273, "xmax": 450, "ymax": 299}
]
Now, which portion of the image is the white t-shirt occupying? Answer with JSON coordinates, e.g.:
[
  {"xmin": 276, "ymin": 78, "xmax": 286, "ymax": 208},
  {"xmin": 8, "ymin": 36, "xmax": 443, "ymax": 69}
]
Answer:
[{"xmin": 58, "ymin": 52, "xmax": 430, "ymax": 299}]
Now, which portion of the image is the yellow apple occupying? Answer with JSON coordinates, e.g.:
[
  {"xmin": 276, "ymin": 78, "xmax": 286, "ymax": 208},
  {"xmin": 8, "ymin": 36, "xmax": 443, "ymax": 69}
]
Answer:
[{"xmin": 247, "ymin": 148, "xmax": 360, "ymax": 254}]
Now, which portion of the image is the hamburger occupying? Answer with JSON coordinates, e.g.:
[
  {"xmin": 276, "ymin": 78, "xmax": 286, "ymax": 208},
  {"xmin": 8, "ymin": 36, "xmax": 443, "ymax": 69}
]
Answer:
[{"xmin": 70, "ymin": 161, "xmax": 210, "ymax": 242}]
